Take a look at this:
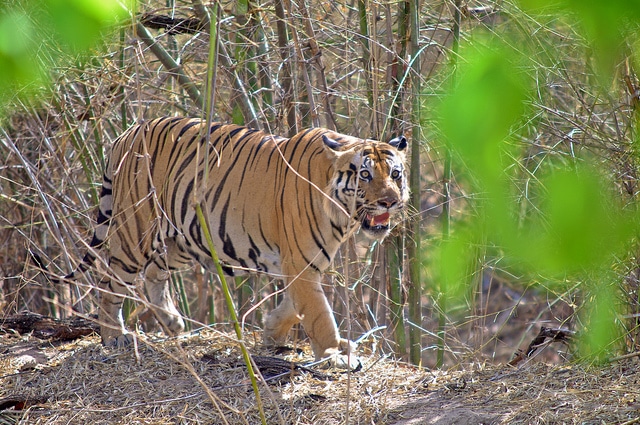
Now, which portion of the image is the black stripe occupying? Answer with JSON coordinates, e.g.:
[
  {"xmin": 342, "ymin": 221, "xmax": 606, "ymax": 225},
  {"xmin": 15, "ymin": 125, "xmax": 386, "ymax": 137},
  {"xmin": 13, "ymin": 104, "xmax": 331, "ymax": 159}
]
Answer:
[
  {"xmin": 109, "ymin": 256, "xmax": 139, "ymax": 276},
  {"xmin": 218, "ymin": 194, "xmax": 246, "ymax": 268},
  {"xmin": 188, "ymin": 216, "xmax": 209, "ymax": 258},
  {"xmin": 179, "ymin": 178, "xmax": 194, "ymax": 224}
]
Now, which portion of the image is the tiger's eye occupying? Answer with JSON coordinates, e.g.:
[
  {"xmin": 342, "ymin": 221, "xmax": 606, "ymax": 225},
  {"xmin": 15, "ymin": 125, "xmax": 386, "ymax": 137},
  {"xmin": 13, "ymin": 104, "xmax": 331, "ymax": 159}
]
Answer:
[
  {"xmin": 359, "ymin": 169, "xmax": 371, "ymax": 180},
  {"xmin": 391, "ymin": 169, "xmax": 401, "ymax": 180}
]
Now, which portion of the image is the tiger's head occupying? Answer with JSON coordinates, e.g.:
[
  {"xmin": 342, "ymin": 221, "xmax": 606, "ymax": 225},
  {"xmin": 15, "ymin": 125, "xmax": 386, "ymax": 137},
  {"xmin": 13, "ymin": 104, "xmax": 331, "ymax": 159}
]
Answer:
[{"xmin": 322, "ymin": 133, "xmax": 409, "ymax": 240}]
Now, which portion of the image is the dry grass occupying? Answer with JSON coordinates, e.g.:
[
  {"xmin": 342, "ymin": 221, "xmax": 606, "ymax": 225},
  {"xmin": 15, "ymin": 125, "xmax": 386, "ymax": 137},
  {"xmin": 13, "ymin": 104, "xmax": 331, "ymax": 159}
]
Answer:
[{"xmin": 2, "ymin": 331, "xmax": 640, "ymax": 424}]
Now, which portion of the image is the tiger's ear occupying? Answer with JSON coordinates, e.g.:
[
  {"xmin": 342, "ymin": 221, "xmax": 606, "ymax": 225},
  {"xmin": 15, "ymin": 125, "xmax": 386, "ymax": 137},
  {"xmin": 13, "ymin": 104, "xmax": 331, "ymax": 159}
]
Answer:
[
  {"xmin": 322, "ymin": 135, "xmax": 343, "ymax": 151},
  {"xmin": 388, "ymin": 135, "xmax": 407, "ymax": 151}
]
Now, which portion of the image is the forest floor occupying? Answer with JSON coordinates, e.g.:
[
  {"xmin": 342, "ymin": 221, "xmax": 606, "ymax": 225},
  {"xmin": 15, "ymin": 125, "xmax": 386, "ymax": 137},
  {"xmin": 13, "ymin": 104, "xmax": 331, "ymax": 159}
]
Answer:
[{"xmin": 1, "ymin": 319, "xmax": 640, "ymax": 425}]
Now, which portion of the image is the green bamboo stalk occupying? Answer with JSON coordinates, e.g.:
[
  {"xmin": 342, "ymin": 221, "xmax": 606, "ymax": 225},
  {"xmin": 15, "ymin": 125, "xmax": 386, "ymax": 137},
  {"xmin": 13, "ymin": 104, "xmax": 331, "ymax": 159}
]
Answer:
[
  {"xmin": 386, "ymin": 0, "xmax": 410, "ymax": 359},
  {"xmin": 283, "ymin": 0, "xmax": 318, "ymax": 128},
  {"xmin": 195, "ymin": 203, "xmax": 267, "ymax": 425},
  {"xmin": 193, "ymin": 5, "xmax": 266, "ymax": 423},
  {"xmin": 190, "ymin": 1, "xmax": 260, "ymax": 127},
  {"xmin": 407, "ymin": 0, "xmax": 422, "ymax": 366},
  {"xmin": 234, "ymin": 0, "xmax": 260, "ymax": 125},
  {"xmin": 249, "ymin": 2, "xmax": 274, "ymax": 126},
  {"xmin": 119, "ymin": 26, "xmax": 128, "ymax": 129},
  {"xmin": 298, "ymin": 0, "xmax": 337, "ymax": 130},
  {"xmin": 435, "ymin": 0, "xmax": 461, "ymax": 370},
  {"xmin": 172, "ymin": 273, "xmax": 192, "ymax": 331},
  {"xmin": 204, "ymin": 2, "xmax": 219, "ymax": 124},
  {"xmin": 388, "ymin": 237, "xmax": 407, "ymax": 355}
]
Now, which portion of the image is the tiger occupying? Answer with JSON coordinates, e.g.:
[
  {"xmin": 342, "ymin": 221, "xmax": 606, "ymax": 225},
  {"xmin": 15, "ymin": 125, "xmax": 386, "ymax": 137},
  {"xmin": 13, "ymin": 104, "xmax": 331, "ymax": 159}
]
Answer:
[{"xmin": 67, "ymin": 117, "xmax": 408, "ymax": 364}]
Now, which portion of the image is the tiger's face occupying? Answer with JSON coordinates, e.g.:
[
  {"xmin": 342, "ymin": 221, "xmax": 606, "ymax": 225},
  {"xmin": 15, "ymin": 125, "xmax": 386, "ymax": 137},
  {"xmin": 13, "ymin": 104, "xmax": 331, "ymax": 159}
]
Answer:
[{"xmin": 323, "ymin": 134, "xmax": 409, "ymax": 240}]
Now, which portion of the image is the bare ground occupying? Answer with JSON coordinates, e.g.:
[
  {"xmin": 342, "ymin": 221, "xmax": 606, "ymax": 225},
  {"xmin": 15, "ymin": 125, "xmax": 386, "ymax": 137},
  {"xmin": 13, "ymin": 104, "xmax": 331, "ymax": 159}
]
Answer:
[{"xmin": 2, "ymin": 326, "xmax": 640, "ymax": 425}]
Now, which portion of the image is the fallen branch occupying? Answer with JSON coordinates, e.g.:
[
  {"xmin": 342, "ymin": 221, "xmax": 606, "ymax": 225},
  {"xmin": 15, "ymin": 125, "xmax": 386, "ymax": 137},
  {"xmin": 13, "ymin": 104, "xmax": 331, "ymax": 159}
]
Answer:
[
  {"xmin": 140, "ymin": 14, "xmax": 206, "ymax": 35},
  {"xmin": 0, "ymin": 312, "xmax": 98, "ymax": 341},
  {"xmin": 509, "ymin": 326, "xmax": 574, "ymax": 366}
]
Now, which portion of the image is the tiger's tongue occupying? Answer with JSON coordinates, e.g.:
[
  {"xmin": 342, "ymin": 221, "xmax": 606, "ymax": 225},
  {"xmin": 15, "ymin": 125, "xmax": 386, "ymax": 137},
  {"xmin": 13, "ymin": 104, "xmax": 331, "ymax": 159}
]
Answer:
[{"xmin": 369, "ymin": 212, "xmax": 390, "ymax": 226}]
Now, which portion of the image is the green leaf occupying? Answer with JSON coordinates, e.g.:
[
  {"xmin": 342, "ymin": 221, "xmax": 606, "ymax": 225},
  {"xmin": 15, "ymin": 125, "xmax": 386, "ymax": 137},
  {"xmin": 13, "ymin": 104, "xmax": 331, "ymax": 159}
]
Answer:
[
  {"xmin": 0, "ymin": 11, "xmax": 45, "ymax": 102},
  {"xmin": 47, "ymin": 0, "xmax": 133, "ymax": 52},
  {"xmin": 440, "ymin": 38, "xmax": 529, "ymax": 187}
]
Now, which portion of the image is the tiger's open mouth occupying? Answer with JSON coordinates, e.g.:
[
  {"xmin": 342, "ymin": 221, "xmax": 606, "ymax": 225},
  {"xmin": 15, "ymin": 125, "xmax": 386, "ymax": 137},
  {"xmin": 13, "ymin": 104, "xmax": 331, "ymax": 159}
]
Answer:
[{"xmin": 361, "ymin": 211, "xmax": 391, "ymax": 234}]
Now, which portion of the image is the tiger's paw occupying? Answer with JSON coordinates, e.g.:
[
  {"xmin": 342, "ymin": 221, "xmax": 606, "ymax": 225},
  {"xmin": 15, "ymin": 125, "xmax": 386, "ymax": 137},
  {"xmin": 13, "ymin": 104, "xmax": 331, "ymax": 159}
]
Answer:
[
  {"xmin": 158, "ymin": 313, "xmax": 185, "ymax": 335},
  {"xmin": 326, "ymin": 352, "xmax": 362, "ymax": 371},
  {"xmin": 102, "ymin": 332, "xmax": 134, "ymax": 348},
  {"xmin": 316, "ymin": 339, "xmax": 361, "ymax": 371}
]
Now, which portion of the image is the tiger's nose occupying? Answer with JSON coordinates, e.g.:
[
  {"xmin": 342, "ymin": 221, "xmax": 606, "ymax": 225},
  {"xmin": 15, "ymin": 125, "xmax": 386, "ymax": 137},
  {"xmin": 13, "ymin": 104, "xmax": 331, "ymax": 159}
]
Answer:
[{"xmin": 378, "ymin": 197, "xmax": 397, "ymax": 209}]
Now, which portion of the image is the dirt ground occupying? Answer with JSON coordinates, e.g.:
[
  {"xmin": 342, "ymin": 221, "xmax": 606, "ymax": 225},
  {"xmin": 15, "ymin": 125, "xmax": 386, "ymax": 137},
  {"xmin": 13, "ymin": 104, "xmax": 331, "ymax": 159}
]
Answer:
[{"xmin": 2, "ymin": 323, "xmax": 640, "ymax": 425}]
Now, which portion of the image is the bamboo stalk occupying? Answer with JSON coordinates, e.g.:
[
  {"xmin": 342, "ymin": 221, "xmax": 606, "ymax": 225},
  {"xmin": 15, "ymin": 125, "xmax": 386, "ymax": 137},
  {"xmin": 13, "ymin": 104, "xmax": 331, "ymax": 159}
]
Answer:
[
  {"xmin": 388, "ymin": 237, "xmax": 407, "ymax": 356},
  {"xmin": 250, "ymin": 2, "xmax": 274, "ymax": 127},
  {"xmin": 283, "ymin": 0, "xmax": 319, "ymax": 128},
  {"xmin": 298, "ymin": 0, "xmax": 337, "ymax": 130},
  {"xmin": 386, "ymin": 0, "xmax": 410, "ymax": 359},
  {"xmin": 357, "ymin": 0, "xmax": 374, "ymax": 109},
  {"xmin": 407, "ymin": 0, "xmax": 422, "ymax": 366},
  {"xmin": 118, "ymin": 26, "xmax": 129, "ymax": 129},
  {"xmin": 195, "ymin": 203, "xmax": 268, "ymax": 425},
  {"xmin": 435, "ymin": 0, "xmax": 461, "ymax": 370},
  {"xmin": 275, "ymin": 0, "xmax": 297, "ymax": 135},
  {"xmin": 172, "ymin": 274, "xmax": 192, "ymax": 331},
  {"xmin": 191, "ymin": 0, "xmax": 261, "ymax": 128},
  {"xmin": 234, "ymin": 0, "xmax": 260, "ymax": 124}
]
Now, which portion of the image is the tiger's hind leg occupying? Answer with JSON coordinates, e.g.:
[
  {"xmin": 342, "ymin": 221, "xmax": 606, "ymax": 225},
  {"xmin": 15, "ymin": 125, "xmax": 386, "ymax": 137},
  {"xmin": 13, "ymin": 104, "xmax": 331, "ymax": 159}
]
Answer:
[
  {"xmin": 142, "ymin": 237, "xmax": 187, "ymax": 336},
  {"xmin": 263, "ymin": 294, "xmax": 300, "ymax": 346}
]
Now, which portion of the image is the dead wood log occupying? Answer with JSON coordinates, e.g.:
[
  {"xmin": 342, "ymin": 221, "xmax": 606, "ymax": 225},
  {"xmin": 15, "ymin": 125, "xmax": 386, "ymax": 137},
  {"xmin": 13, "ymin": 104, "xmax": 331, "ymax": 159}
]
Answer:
[
  {"xmin": 0, "ymin": 313, "xmax": 98, "ymax": 341},
  {"xmin": 0, "ymin": 395, "xmax": 48, "ymax": 411}
]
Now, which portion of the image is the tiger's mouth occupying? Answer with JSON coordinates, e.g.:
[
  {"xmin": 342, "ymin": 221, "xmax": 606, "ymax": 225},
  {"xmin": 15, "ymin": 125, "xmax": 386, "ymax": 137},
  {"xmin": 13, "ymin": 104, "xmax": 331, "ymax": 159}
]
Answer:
[{"xmin": 360, "ymin": 211, "xmax": 391, "ymax": 237}]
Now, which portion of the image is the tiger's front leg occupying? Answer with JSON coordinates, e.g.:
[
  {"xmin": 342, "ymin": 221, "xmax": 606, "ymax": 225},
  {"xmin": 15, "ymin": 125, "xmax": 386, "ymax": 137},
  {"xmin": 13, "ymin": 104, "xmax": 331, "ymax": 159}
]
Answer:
[
  {"xmin": 98, "ymin": 276, "xmax": 134, "ymax": 347},
  {"xmin": 143, "ymin": 259, "xmax": 185, "ymax": 336},
  {"xmin": 264, "ymin": 269, "xmax": 358, "ymax": 368}
]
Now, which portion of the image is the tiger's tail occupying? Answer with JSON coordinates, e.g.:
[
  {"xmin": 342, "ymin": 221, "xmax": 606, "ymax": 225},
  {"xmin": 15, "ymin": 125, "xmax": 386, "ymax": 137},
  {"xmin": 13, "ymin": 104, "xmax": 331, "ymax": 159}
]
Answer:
[{"xmin": 31, "ymin": 168, "xmax": 113, "ymax": 284}]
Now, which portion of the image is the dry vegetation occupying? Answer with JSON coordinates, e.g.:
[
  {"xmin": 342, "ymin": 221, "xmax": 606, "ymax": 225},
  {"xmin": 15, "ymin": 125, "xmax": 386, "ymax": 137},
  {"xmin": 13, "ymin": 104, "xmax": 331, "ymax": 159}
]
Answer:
[
  {"xmin": 3, "ymin": 329, "xmax": 640, "ymax": 424},
  {"xmin": 2, "ymin": 0, "xmax": 640, "ymax": 423}
]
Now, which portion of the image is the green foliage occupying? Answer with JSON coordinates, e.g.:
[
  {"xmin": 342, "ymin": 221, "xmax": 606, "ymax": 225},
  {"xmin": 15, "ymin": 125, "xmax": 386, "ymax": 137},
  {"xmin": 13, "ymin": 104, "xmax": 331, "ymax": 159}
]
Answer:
[
  {"xmin": 434, "ymin": 6, "xmax": 640, "ymax": 361},
  {"xmin": 514, "ymin": 166, "xmax": 633, "ymax": 276},
  {"xmin": 0, "ymin": 0, "xmax": 134, "ymax": 107},
  {"xmin": 430, "ymin": 228, "xmax": 478, "ymax": 306},
  {"xmin": 518, "ymin": 0, "xmax": 640, "ymax": 78},
  {"xmin": 47, "ymin": 0, "xmax": 133, "ymax": 52},
  {"xmin": 440, "ymin": 39, "xmax": 528, "ymax": 188},
  {"xmin": 0, "ymin": 9, "xmax": 46, "ymax": 98},
  {"xmin": 577, "ymin": 276, "xmax": 624, "ymax": 362}
]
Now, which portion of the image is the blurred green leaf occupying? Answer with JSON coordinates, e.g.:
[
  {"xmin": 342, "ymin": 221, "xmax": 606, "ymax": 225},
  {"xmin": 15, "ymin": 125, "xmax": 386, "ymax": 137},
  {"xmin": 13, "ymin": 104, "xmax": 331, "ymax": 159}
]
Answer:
[
  {"xmin": 431, "ymin": 233, "xmax": 475, "ymax": 303},
  {"xmin": 513, "ymin": 165, "xmax": 633, "ymax": 276},
  {"xmin": 47, "ymin": 0, "xmax": 132, "ymax": 52},
  {"xmin": 0, "ymin": 0, "xmax": 135, "ymax": 108},
  {"xmin": 516, "ymin": 0, "xmax": 640, "ymax": 77},
  {"xmin": 440, "ymin": 38, "xmax": 529, "ymax": 187},
  {"xmin": 0, "ymin": 10, "xmax": 44, "ymax": 93},
  {"xmin": 578, "ymin": 278, "xmax": 623, "ymax": 363}
]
